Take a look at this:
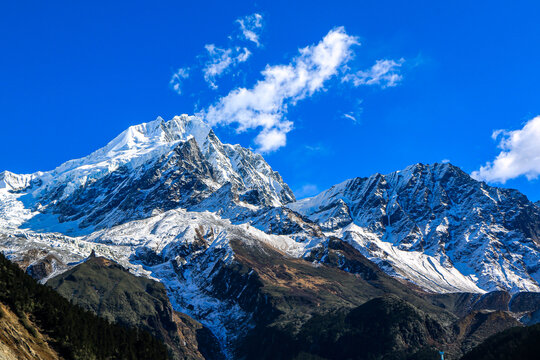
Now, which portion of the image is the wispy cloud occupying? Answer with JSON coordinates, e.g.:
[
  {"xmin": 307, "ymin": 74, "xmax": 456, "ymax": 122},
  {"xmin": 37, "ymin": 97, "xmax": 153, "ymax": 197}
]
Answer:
[
  {"xmin": 169, "ymin": 68, "xmax": 190, "ymax": 94},
  {"xmin": 305, "ymin": 144, "xmax": 327, "ymax": 152},
  {"xmin": 344, "ymin": 58, "xmax": 404, "ymax": 88},
  {"xmin": 295, "ymin": 183, "xmax": 320, "ymax": 198},
  {"xmin": 203, "ymin": 45, "xmax": 251, "ymax": 89},
  {"xmin": 236, "ymin": 13, "xmax": 264, "ymax": 46},
  {"xmin": 171, "ymin": 19, "xmax": 405, "ymax": 152},
  {"xmin": 170, "ymin": 13, "xmax": 263, "ymax": 92},
  {"xmin": 202, "ymin": 27, "xmax": 359, "ymax": 152},
  {"xmin": 343, "ymin": 113, "xmax": 357, "ymax": 121},
  {"xmin": 342, "ymin": 99, "xmax": 364, "ymax": 124},
  {"xmin": 472, "ymin": 116, "xmax": 540, "ymax": 183}
]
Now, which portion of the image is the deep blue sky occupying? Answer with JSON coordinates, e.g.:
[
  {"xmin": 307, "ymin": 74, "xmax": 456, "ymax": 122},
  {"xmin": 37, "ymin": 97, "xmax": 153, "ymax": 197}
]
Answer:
[{"xmin": 1, "ymin": 1, "xmax": 540, "ymax": 200}]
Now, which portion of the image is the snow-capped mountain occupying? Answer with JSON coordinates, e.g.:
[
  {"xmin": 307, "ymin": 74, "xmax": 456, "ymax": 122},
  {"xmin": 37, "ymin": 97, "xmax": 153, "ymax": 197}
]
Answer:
[
  {"xmin": 0, "ymin": 115, "xmax": 316, "ymax": 353},
  {"xmin": 289, "ymin": 163, "xmax": 540, "ymax": 293},
  {"xmin": 0, "ymin": 115, "xmax": 294, "ymax": 234},
  {"xmin": 3, "ymin": 115, "xmax": 540, "ymax": 357},
  {"xmin": 2, "ymin": 116, "xmax": 540, "ymax": 295}
]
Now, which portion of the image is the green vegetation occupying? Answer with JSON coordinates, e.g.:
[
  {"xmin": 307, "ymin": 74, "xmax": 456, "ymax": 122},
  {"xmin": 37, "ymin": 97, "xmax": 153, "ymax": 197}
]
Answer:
[
  {"xmin": 0, "ymin": 252, "xmax": 168, "ymax": 360},
  {"xmin": 239, "ymin": 295, "xmax": 448, "ymax": 360},
  {"xmin": 48, "ymin": 255, "xmax": 223, "ymax": 360},
  {"xmin": 461, "ymin": 323, "xmax": 540, "ymax": 360},
  {"xmin": 47, "ymin": 256, "xmax": 176, "ymax": 338}
]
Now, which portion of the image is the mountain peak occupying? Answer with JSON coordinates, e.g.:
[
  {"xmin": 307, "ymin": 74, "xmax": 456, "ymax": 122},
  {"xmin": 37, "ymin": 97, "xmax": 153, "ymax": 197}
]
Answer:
[
  {"xmin": 20, "ymin": 115, "xmax": 211, "ymax": 198},
  {"xmin": 392, "ymin": 162, "xmax": 464, "ymax": 177},
  {"xmin": 80, "ymin": 114, "xmax": 211, "ymax": 164},
  {"xmin": 0, "ymin": 114, "xmax": 295, "ymax": 232},
  {"xmin": 162, "ymin": 114, "xmax": 211, "ymax": 146},
  {"xmin": 1, "ymin": 116, "xmax": 213, "ymax": 196},
  {"xmin": 289, "ymin": 162, "xmax": 540, "ymax": 293}
]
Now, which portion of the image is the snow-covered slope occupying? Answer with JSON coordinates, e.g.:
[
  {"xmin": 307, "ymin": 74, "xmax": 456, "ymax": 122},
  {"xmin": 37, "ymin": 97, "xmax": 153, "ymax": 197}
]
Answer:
[
  {"xmin": 1, "ymin": 206, "xmax": 323, "ymax": 354},
  {"xmin": 0, "ymin": 171, "xmax": 36, "ymax": 191},
  {"xmin": 289, "ymin": 163, "xmax": 540, "ymax": 293},
  {"xmin": 2, "ymin": 116, "xmax": 540, "ymax": 295},
  {"xmin": 0, "ymin": 115, "xmax": 295, "ymax": 234}
]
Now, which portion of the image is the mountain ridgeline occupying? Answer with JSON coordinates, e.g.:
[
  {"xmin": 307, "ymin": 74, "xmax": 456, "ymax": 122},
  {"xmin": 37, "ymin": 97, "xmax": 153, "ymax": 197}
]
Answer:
[
  {"xmin": 1, "ymin": 115, "xmax": 540, "ymax": 359},
  {"xmin": 289, "ymin": 163, "xmax": 540, "ymax": 293}
]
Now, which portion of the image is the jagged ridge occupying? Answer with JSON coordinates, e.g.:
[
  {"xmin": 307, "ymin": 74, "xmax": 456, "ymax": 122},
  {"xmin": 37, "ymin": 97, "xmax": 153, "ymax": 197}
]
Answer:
[{"xmin": 289, "ymin": 163, "xmax": 540, "ymax": 293}]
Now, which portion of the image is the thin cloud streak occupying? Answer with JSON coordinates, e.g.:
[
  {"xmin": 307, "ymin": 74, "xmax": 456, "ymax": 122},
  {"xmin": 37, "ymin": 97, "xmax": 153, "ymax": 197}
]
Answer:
[
  {"xmin": 169, "ymin": 68, "xmax": 190, "ymax": 94},
  {"xmin": 170, "ymin": 13, "xmax": 263, "ymax": 92},
  {"xmin": 343, "ymin": 113, "xmax": 357, "ymax": 123}
]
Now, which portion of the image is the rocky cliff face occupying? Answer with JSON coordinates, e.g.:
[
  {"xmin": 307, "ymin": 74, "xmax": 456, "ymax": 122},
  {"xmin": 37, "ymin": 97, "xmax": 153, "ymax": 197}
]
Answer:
[
  {"xmin": 289, "ymin": 163, "xmax": 540, "ymax": 293},
  {"xmin": 0, "ymin": 115, "xmax": 294, "ymax": 235}
]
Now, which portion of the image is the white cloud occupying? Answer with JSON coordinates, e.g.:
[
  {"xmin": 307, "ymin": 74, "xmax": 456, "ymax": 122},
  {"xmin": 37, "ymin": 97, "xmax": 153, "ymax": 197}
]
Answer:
[
  {"xmin": 236, "ymin": 13, "xmax": 263, "ymax": 46},
  {"xmin": 169, "ymin": 68, "xmax": 190, "ymax": 94},
  {"xmin": 201, "ymin": 27, "xmax": 359, "ymax": 152},
  {"xmin": 344, "ymin": 58, "xmax": 404, "ymax": 88},
  {"xmin": 472, "ymin": 116, "xmax": 540, "ymax": 183},
  {"xmin": 441, "ymin": 159, "xmax": 451, "ymax": 164},
  {"xmin": 203, "ymin": 45, "xmax": 251, "ymax": 89},
  {"xmin": 343, "ymin": 111, "xmax": 361, "ymax": 125},
  {"xmin": 254, "ymin": 127, "xmax": 289, "ymax": 152},
  {"xmin": 343, "ymin": 113, "xmax": 356, "ymax": 121}
]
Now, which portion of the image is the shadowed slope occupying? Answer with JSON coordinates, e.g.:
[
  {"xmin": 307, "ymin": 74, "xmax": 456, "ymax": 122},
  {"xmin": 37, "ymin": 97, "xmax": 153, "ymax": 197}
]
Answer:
[
  {"xmin": 0, "ymin": 252, "xmax": 168, "ymax": 360},
  {"xmin": 47, "ymin": 255, "xmax": 223, "ymax": 360}
]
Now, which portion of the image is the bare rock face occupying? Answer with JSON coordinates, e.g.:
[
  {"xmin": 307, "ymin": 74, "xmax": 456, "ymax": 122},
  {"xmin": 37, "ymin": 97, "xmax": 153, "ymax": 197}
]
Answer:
[
  {"xmin": 6, "ymin": 248, "xmax": 68, "ymax": 282},
  {"xmin": 290, "ymin": 163, "xmax": 540, "ymax": 293},
  {"xmin": 25, "ymin": 254, "xmax": 65, "ymax": 281},
  {"xmin": 50, "ymin": 138, "xmax": 219, "ymax": 230}
]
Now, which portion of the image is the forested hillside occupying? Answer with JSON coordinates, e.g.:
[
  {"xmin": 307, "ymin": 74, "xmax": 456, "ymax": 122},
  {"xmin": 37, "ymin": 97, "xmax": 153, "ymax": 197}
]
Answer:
[{"xmin": 0, "ymin": 252, "xmax": 168, "ymax": 360}]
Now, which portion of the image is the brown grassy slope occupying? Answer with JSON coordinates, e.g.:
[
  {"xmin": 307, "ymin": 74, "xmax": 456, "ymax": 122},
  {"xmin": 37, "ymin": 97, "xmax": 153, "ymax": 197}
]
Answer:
[{"xmin": 0, "ymin": 303, "xmax": 60, "ymax": 360}]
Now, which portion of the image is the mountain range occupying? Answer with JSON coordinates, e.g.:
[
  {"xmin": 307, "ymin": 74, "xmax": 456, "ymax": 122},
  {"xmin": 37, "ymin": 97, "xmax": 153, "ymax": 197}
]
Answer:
[{"xmin": 1, "ymin": 115, "xmax": 540, "ymax": 359}]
